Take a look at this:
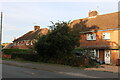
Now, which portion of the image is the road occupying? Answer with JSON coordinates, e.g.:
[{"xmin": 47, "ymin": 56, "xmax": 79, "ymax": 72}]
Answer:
[
  {"xmin": 3, "ymin": 64, "xmax": 79, "ymax": 78},
  {"xmin": 2, "ymin": 64, "xmax": 118, "ymax": 78}
]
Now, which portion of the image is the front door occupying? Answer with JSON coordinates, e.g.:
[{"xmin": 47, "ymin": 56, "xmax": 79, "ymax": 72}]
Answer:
[{"xmin": 105, "ymin": 50, "xmax": 110, "ymax": 64}]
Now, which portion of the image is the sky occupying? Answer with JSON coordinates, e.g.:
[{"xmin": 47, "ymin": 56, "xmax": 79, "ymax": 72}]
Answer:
[{"xmin": 0, "ymin": 0, "xmax": 119, "ymax": 43}]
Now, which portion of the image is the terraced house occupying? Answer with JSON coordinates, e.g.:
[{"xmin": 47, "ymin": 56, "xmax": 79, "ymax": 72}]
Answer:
[
  {"xmin": 70, "ymin": 11, "xmax": 120, "ymax": 65},
  {"xmin": 11, "ymin": 26, "xmax": 49, "ymax": 49}
]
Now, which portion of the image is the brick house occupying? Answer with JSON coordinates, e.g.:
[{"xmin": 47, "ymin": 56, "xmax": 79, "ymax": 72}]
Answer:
[
  {"xmin": 70, "ymin": 11, "xmax": 120, "ymax": 65},
  {"xmin": 11, "ymin": 26, "xmax": 49, "ymax": 49}
]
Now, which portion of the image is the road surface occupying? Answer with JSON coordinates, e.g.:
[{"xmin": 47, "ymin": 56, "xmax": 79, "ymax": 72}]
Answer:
[{"xmin": 2, "ymin": 64, "xmax": 118, "ymax": 78}]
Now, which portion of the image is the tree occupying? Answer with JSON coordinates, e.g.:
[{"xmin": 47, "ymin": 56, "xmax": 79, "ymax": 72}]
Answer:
[{"xmin": 34, "ymin": 21, "xmax": 81, "ymax": 61}]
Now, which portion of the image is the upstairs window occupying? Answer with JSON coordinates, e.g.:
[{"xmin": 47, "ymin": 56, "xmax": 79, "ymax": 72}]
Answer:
[
  {"xmin": 86, "ymin": 34, "xmax": 96, "ymax": 40},
  {"xmin": 102, "ymin": 32, "xmax": 110, "ymax": 40},
  {"xmin": 14, "ymin": 42, "xmax": 16, "ymax": 46},
  {"xmin": 26, "ymin": 40, "xmax": 29, "ymax": 45},
  {"xmin": 18, "ymin": 42, "xmax": 20, "ymax": 45},
  {"xmin": 31, "ymin": 41, "xmax": 33, "ymax": 45}
]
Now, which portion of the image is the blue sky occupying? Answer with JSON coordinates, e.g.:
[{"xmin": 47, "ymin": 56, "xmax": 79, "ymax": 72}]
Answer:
[{"xmin": 0, "ymin": 0, "xmax": 119, "ymax": 43}]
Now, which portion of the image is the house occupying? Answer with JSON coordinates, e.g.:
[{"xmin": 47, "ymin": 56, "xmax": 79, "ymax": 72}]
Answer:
[
  {"xmin": 12, "ymin": 26, "xmax": 49, "ymax": 49},
  {"xmin": 3, "ymin": 43, "xmax": 13, "ymax": 49},
  {"xmin": 69, "ymin": 10, "xmax": 120, "ymax": 65}
]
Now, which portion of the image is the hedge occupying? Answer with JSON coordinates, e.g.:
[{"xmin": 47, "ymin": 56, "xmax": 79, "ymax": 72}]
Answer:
[
  {"xmin": 2, "ymin": 49, "xmax": 38, "ymax": 62},
  {"xmin": 2, "ymin": 49, "xmax": 97, "ymax": 67},
  {"xmin": 11, "ymin": 53, "xmax": 39, "ymax": 62},
  {"xmin": 2, "ymin": 49, "xmax": 33, "ymax": 55}
]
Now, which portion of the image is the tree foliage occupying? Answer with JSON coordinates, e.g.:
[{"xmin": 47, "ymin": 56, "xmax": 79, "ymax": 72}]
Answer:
[{"xmin": 34, "ymin": 21, "xmax": 81, "ymax": 60}]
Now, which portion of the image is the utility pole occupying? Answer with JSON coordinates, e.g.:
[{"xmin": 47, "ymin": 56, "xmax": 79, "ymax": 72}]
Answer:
[
  {"xmin": 0, "ymin": 12, "xmax": 2, "ymax": 45},
  {"xmin": 0, "ymin": 12, "xmax": 3, "ymax": 79},
  {"xmin": 0, "ymin": 12, "xmax": 3, "ymax": 56}
]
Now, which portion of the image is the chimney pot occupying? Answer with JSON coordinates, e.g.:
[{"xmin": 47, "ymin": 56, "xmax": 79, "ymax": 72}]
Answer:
[
  {"xmin": 34, "ymin": 25, "xmax": 40, "ymax": 31},
  {"xmin": 88, "ymin": 10, "xmax": 98, "ymax": 17}
]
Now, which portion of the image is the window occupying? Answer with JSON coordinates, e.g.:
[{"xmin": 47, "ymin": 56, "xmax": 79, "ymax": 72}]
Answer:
[
  {"xmin": 14, "ymin": 42, "xmax": 16, "ymax": 46},
  {"xmin": 96, "ymin": 50, "xmax": 99, "ymax": 58},
  {"xmin": 102, "ymin": 32, "xmax": 110, "ymax": 40},
  {"xmin": 26, "ymin": 40, "xmax": 29, "ymax": 45},
  {"xmin": 90, "ymin": 49, "xmax": 96, "ymax": 57},
  {"xmin": 87, "ymin": 34, "xmax": 96, "ymax": 40},
  {"xmin": 19, "ymin": 41, "xmax": 22, "ymax": 45},
  {"xmin": 90, "ymin": 49, "xmax": 99, "ymax": 59},
  {"xmin": 22, "ymin": 41, "xmax": 24, "ymax": 44},
  {"xmin": 119, "ymin": 49, "xmax": 120, "ymax": 59},
  {"xmin": 18, "ymin": 42, "xmax": 20, "ymax": 45},
  {"xmin": 31, "ymin": 41, "xmax": 33, "ymax": 45}
]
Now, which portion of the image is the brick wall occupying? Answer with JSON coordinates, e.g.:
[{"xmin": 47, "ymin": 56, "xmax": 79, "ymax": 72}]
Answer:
[
  {"xmin": 80, "ymin": 30, "xmax": 119, "ymax": 65},
  {"xmin": 99, "ymin": 49, "xmax": 104, "ymax": 62},
  {"xmin": 80, "ymin": 30, "xmax": 118, "ymax": 48},
  {"xmin": 110, "ymin": 50, "xmax": 119, "ymax": 65},
  {"xmin": 2, "ymin": 54, "xmax": 11, "ymax": 58},
  {"xmin": 12, "ymin": 40, "xmax": 32, "ymax": 49}
]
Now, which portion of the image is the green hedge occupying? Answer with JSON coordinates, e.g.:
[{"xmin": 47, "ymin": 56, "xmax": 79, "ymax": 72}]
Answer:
[
  {"xmin": 2, "ymin": 49, "xmax": 33, "ymax": 55},
  {"xmin": 11, "ymin": 53, "xmax": 39, "ymax": 62},
  {"xmin": 2, "ymin": 49, "xmax": 38, "ymax": 62},
  {"xmin": 2, "ymin": 49, "xmax": 97, "ymax": 67}
]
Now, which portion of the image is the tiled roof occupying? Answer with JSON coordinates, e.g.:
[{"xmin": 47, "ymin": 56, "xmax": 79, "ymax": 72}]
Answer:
[
  {"xmin": 3, "ymin": 43, "xmax": 13, "ymax": 49},
  {"xmin": 13, "ymin": 28, "xmax": 49, "ymax": 42},
  {"xmin": 69, "ymin": 11, "xmax": 120, "ymax": 31}
]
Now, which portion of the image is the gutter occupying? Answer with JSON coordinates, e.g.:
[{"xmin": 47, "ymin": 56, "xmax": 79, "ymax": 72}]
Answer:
[{"xmin": 80, "ymin": 28, "xmax": 120, "ymax": 33}]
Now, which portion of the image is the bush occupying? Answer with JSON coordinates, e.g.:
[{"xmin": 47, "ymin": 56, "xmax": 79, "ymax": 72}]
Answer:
[
  {"xmin": 36, "ymin": 54, "xmax": 97, "ymax": 67},
  {"xmin": 73, "ymin": 48, "xmax": 84, "ymax": 56},
  {"xmin": 2, "ymin": 49, "xmax": 33, "ymax": 55},
  {"xmin": 34, "ymin": 21, "xmax": 81, "ymax": 62}
]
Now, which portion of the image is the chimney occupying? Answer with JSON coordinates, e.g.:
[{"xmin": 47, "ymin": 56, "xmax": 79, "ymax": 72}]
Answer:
[
  {"xmin": 34, "ymin": 25, "xmax": 40, "ymax": 31},
  {"xmin": 88, "ymin": 10, "xmax": 98, "ymax": 17}
]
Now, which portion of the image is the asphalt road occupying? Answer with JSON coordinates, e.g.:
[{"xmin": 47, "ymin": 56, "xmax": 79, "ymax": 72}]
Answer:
[
  {"xmin": 2, "ymin": 64, "xmax": 118, "ymax": 78},
  {"xmin": 3, "ymin": 64, "xmax": 81, "ymax": 78}
]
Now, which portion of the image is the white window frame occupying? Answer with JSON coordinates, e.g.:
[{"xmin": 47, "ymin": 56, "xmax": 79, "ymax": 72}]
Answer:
[
  {"xmin": 14, "ymin": 42, "xmax": 16, "ymax": 46},
  {"xmin": 90, "ymin": 49, "xmax": 99, "ymax": 58},
  {"xmin": 90, "ymin": 49, "xmax": 96, "ymax": 57},
  {"xmin": 20, "ymin": 41, "xmax": 22, "ymax": 45},
  {"xmin": 102, "ymin": 32, "xmax": 110, "ymax": 40},
  {"xmin": 22, "ymin": 41, "xmax": 24, "ymax": 44},
  {"xmin": 26, "ymin": 40, "xmax": 29, "ymax": 45},
  {"xmin": 119, "ymin": 49, "xmax": 120, "ymax": 59},
  {"xmin": 31, "ymin": 41, "xmax": 33, "ymax": 45},
  {"xmin": 96, "ymin": 50, "xmax": 99, "ymax": 58},
  {"xmin": 86, "ymin": 34, "xmax": 96, "ymax": 40},
  {"xmin": 18, "ymin": 42, "xmax": 20, "ymax": 45}
]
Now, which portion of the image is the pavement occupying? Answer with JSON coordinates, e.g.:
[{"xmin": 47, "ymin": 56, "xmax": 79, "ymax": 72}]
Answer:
[
  {"xmin": 2, "ymin": 60, "xmax": 119, "ymax": 78},
  {"xmin": 85, "ymin": 64, "xmax": 119, "ymax": 73}
]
